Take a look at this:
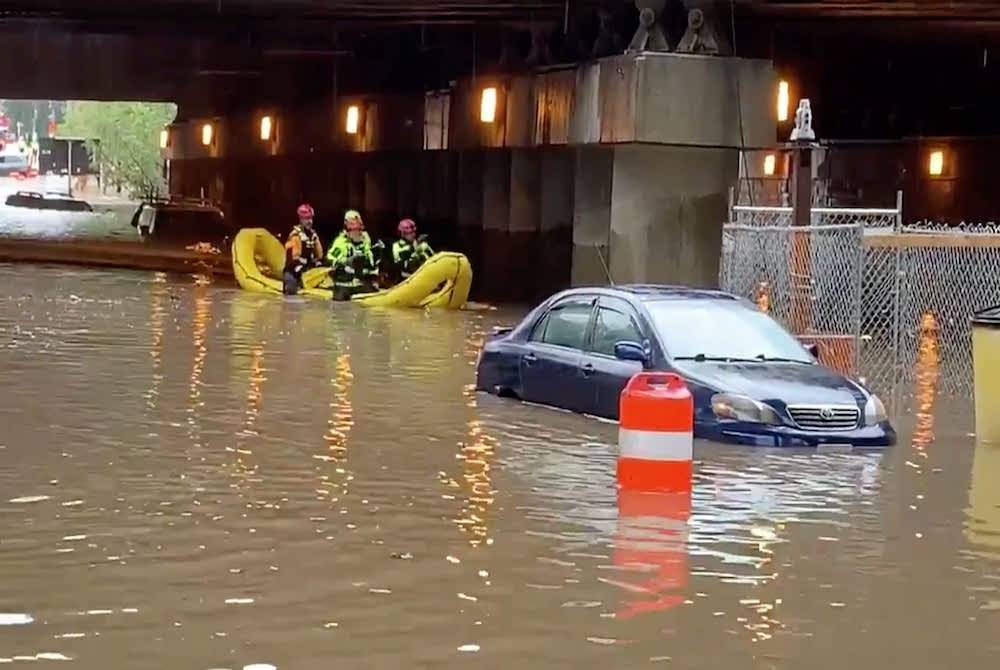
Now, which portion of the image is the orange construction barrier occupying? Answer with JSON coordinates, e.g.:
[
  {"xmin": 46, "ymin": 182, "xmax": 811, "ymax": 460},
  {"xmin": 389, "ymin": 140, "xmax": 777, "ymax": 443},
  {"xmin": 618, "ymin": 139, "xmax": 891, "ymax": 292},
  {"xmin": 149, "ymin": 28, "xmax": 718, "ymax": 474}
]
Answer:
[
  {"xmin": 618, "ymin": 372, "xmax": 694, "ymax": 493},
  {"xmin": 613, "ymin": 488, "xmax": 690, "ymax": 619}
]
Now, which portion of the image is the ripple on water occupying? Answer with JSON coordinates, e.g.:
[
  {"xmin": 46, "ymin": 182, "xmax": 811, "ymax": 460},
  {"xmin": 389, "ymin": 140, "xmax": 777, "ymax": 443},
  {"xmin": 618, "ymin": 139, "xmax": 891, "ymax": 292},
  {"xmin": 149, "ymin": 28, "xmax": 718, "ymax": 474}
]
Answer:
[
  {"xmin": 0, "ymin": 613, "xmax": 33, "ymax": 625},
  {"xmin": 0, "ymin": 265, "xmax": 995, "ymax": 668}
]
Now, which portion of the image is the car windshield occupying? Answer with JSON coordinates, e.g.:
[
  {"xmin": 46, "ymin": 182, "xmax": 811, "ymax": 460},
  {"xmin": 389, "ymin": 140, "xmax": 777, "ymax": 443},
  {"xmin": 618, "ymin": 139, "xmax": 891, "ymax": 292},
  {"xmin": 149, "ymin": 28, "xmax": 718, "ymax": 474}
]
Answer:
[{"xmin": 645, "ymin": 298, "xmax": 813, "ymax": 363}]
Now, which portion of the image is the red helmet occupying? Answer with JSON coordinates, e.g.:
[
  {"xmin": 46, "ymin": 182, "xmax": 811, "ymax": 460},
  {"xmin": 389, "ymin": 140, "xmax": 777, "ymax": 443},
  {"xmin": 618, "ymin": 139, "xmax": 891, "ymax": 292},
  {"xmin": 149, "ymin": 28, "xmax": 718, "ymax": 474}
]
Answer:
[
  {"xmin": 296, "ymin": 203, "xmax": 314, "ymax": 219},
  {"xmin": 398, "ymin": 218, "xmax": 416, "ymax": 235}
]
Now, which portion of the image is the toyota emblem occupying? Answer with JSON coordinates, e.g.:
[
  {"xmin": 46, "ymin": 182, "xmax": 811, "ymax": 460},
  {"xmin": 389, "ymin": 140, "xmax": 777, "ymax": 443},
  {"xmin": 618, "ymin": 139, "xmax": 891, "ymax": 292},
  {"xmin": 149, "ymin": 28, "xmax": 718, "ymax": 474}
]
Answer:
[{"xmin": 819, "ymin": 407, "xmax": 835, "ymax": 420}]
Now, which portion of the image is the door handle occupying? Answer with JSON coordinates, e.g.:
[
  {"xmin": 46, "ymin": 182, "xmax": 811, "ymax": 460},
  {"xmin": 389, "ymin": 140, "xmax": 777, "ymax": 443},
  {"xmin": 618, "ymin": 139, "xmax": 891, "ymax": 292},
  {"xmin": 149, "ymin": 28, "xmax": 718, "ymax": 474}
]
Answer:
[
  {"xmin": 523, "ymin": 353, "xmax": 537, "ymax": 366},
  {"xmin": 581, "ymin": 363, "xmax": 595, "ymax": 377}
]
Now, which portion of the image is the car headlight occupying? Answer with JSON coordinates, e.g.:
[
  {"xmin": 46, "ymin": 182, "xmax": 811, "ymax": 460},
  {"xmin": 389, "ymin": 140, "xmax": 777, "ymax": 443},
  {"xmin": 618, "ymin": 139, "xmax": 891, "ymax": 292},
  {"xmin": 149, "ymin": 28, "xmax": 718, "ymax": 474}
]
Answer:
[
  {"xmin": 711, "ymin": 393, "xmax": 782, "ymax": 425},
  {"xmin": 864, "ymin": 394, "xmax": 887, "ymax": 425}
]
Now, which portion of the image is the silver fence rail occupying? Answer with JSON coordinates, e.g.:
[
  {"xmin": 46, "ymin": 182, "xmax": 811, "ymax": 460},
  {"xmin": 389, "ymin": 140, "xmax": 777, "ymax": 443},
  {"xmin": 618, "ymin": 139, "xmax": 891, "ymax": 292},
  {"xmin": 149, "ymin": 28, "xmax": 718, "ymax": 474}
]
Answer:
[{"xmin": 721, "ymin": 196, "xmax": 1000, "ymax": 409}]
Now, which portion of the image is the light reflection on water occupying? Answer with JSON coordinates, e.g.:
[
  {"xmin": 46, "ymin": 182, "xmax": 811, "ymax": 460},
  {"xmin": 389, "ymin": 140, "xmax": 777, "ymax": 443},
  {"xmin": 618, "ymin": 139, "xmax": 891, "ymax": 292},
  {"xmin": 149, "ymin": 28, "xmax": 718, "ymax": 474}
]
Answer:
[{"xmin": 0, "ymin": 264, "xmax": 997, "ymax": 669}]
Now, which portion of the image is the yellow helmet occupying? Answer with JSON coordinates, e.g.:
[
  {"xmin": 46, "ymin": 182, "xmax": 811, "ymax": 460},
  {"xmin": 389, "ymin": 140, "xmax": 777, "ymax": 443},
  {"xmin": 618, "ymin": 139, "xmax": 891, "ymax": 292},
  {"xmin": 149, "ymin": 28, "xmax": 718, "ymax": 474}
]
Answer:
[{"xmin": 344, "ymin": 209, "xmax": 362, "ymax": 223}]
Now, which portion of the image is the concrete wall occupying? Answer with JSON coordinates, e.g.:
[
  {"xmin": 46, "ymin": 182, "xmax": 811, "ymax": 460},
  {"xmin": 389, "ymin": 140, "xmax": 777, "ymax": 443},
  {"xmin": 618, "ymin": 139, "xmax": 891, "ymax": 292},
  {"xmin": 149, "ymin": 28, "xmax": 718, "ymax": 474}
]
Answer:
[{"xmin": 168, "ymin": 52, "xmax": 776, "ymax": 302}]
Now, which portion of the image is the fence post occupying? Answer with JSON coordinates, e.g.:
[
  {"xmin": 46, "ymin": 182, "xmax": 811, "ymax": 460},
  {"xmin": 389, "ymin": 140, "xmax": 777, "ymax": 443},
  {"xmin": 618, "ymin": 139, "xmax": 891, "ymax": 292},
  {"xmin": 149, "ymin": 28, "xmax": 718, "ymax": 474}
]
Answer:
[
  {"xmin": 891, "ymin": 189, "xmax": 904, "ymax": 413},
  {"xmin": 853, "ymin": 221, "xmax": 864, "ymax": 376},
  {"xmin": 788, "ymin": 99, "xmax": 818, "ymax": 334}
]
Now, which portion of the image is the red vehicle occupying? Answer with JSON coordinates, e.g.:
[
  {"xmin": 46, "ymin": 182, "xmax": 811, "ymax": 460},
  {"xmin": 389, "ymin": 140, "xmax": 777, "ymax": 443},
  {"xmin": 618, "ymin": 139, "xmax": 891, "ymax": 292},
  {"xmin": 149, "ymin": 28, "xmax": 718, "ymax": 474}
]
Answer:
[{"xmin": 0, "ymin": 114, "xmax": 10, "ymax": 150}]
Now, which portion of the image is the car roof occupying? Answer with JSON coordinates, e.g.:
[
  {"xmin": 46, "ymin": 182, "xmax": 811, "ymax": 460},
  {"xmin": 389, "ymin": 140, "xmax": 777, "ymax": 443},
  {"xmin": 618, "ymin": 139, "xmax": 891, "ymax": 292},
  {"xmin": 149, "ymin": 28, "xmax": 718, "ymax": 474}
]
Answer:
[{"xmin": 562, "ymin": 284, "xmax": 740, "ymax": 302}]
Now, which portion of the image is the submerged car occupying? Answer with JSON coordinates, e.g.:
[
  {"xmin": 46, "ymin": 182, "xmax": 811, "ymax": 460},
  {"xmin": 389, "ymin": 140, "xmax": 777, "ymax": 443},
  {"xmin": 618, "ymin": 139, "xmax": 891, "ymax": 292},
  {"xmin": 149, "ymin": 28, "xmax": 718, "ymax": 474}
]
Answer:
[
  {"xmin": 475, "ymin": 285, "xmax": 896, "ymax": 448},
  {"xmin": 130, "ymin": 198, "xmax": 231, "ymax": 247}
]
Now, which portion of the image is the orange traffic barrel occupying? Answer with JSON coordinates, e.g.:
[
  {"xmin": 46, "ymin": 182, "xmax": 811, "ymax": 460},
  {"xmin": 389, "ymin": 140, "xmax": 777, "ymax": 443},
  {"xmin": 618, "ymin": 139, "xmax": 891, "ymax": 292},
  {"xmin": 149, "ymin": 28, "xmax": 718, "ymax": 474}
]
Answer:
[
  {"xmin": 613, "ymin": 488, "xmax": 691, "ymax": 619},
  {"xmin": 618, "ymin": 372, "xmax": 694, "ymax": 493}
]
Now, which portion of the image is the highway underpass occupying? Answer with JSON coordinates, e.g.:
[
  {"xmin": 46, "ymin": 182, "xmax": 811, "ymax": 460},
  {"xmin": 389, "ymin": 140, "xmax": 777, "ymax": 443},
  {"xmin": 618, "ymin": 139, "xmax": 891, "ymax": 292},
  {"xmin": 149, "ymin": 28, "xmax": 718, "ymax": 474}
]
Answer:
[{"xmin": 3, "ymin": 1, "xmax": 1000, "ymax": 300}]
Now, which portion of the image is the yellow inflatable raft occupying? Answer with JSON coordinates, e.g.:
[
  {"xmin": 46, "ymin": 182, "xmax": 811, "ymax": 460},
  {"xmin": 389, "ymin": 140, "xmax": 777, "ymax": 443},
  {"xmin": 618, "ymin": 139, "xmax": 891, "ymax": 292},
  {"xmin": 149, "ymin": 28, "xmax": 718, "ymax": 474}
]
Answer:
[{"xmin": 231, "ymin": 227, "xmax": 472, "ymax": 309}]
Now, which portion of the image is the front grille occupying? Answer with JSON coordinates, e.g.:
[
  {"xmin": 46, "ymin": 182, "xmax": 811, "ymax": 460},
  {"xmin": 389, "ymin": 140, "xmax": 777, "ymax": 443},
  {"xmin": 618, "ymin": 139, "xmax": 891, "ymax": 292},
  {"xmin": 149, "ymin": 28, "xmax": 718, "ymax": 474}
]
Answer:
[{"xmin": 786, "ymin": 405, "xmax": 860, "ymax": 431}]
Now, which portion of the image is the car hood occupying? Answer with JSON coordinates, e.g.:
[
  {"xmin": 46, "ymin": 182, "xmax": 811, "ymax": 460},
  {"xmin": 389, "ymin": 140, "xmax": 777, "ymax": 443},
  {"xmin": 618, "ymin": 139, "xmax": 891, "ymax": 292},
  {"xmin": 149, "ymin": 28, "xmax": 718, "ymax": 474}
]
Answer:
[{"xmin": 674, "ymin": 361, "xmax": 867, "ymax": 407}]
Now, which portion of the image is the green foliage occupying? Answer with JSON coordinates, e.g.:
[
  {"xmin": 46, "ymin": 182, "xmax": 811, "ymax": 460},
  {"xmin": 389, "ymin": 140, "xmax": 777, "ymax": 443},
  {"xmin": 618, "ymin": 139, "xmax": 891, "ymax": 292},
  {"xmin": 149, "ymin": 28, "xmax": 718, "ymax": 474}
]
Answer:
[{"xmin": 60, "ymin": 101, "xmax": 176, "ymax": 199}]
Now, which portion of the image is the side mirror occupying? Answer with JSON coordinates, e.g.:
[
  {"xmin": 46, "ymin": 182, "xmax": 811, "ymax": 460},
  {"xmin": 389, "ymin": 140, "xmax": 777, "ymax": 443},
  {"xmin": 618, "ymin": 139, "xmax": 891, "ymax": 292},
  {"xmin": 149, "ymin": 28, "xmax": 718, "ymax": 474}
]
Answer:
[
  {"xmin": 614, "ymin": 341, "xmax": 649, "ymax": 365},
  {"xmin": 806, "ymin": 342, "xmax": 820, "ymax": 359}
]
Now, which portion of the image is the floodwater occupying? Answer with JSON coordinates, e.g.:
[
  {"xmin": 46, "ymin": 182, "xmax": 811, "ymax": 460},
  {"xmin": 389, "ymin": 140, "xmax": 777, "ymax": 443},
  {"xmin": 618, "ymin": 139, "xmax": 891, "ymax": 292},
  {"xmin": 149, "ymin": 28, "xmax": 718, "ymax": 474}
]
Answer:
[
  {"xmin": 0, "ymin": 264, "xmax": 998, "ymax": 669},
  {"xmin": 0, "ymin": 176, "xmax": 133, "ymax": 240}
]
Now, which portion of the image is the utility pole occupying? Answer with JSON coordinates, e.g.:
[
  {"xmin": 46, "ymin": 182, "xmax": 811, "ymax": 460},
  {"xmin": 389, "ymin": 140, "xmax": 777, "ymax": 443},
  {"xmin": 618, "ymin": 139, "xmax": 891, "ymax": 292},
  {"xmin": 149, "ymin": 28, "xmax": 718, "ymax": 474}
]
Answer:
[
  {"xmin": 787, "ymin": 99, "xmax": 818, "ymax": 334},
  {"xmin": 67, "ymin": 139, "xmax": 73, "ymax": 197}
]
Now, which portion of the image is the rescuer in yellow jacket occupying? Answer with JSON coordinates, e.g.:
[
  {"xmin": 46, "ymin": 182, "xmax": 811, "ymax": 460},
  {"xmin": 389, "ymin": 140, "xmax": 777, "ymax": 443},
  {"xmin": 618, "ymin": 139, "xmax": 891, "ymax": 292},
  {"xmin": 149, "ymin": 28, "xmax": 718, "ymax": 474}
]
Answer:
[
  {"xmin": 283, "ymin": 203, "xmax": 324, "ymax": 295},
  {"xmin": 391, "ymin": 218, "xmax": 434, "ymax": 282},
  {"xmin": 326, "ymin": 209, "xmax": 379, "ymax": 300}
]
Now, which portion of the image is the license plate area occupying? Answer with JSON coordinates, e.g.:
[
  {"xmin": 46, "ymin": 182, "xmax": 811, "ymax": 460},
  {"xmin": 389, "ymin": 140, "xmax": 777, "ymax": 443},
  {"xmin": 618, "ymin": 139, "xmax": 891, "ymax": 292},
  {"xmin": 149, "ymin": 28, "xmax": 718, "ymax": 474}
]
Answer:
[{"xmin": 816, "ymin": 443, "xmax": 854, "ymax": 454}]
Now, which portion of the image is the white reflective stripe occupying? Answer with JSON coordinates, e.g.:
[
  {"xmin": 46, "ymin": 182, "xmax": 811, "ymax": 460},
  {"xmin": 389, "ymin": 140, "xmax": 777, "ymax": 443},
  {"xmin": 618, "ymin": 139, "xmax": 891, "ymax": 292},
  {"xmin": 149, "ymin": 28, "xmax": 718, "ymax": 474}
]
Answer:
[{"xmin": 618, "ymin": 428, "xmax": 692, "ymax": 462}]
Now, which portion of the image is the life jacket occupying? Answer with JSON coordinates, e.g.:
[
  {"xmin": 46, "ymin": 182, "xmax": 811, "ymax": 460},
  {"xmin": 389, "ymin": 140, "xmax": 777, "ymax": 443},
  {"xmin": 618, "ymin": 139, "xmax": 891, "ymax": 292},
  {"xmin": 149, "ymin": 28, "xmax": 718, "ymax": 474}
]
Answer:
[
  {"xmin": 287, "ymin": 224, "xmax": 320, "ymax": 266},
  {"xmin": 391, "ymin": 238, "xmax": 433, "ymax": 278},
  {"xmin": 327, "ymin": 232, "xmax": 377, "ymax": 286}
]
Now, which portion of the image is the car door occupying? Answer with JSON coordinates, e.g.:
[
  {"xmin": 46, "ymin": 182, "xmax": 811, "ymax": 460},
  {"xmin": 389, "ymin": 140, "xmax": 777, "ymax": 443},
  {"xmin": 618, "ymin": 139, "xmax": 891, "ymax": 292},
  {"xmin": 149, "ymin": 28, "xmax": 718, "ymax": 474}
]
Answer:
[
  {"xmin": 584, "ymin": 297, "xmax": 648, "ymax": 419},
  {"xmin": 519, "ymin": 295, "xmax": 597, "ymax": 413}
]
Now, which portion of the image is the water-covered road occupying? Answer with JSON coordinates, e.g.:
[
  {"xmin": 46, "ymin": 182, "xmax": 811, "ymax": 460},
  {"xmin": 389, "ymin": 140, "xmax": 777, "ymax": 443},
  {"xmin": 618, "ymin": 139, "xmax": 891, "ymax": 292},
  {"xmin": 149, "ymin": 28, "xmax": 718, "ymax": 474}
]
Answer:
[
  {"xmin": 0, "ymin": 175, "xmax": 133, "ymax": 240},
  {"xmin": 0, "ymin": 265, "xmax": 997, "ymax": 669}
]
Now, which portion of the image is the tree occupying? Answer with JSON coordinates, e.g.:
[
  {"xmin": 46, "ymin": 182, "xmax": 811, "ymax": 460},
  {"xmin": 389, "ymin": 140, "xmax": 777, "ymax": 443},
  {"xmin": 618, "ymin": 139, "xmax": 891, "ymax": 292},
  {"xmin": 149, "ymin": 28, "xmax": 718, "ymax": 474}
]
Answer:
[{"xmin": 60, "ymin": 101, "xmax": 176, "ymax": 199}]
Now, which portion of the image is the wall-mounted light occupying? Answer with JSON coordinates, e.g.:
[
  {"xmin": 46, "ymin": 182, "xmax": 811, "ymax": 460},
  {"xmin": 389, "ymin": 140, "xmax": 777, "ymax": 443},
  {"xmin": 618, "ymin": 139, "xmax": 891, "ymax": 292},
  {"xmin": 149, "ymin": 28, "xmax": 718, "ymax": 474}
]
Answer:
[
  {"xmin": 345, "ymin": 105, "xmax": 360, "ymax": 135},
  {"xmin": 480, "ymin": 87, "xmax": 498, "ymax": 124},
  {"xmin": 928, "ymin": 149, "xmax": 944, "ymax": 176},
  {"xmin": 159, "ymin": 128, "xmax": 169, "ymax": 149},
  {"xmin": 777, "ymin": 80, "xmax": 790, "ymax": 123},
  {"xmin": 201, "ymin": 122, "xmax": 214, "ymax": 146},
  {"xmin": 763, "ymin": 153, "xmax": 776, "ymax": 176},
  {"xmin": 260, "ymin": 115, "xmax": 273, "ymax": 142}
]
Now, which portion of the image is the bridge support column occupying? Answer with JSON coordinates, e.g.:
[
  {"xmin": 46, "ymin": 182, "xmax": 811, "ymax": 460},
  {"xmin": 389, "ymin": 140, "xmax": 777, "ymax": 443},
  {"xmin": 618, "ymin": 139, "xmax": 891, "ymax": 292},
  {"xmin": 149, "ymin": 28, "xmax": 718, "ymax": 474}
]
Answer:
[
  {"xmin": 573, "ymin": 146, "xmax": 615, "ymax": 285},
  {"xmin": 608, "ymin": 145, "xmax": 731, "ymax": 287},
  {"xmin": 571, "ymin": 52, "xmax": 775, "ymax": 288}
]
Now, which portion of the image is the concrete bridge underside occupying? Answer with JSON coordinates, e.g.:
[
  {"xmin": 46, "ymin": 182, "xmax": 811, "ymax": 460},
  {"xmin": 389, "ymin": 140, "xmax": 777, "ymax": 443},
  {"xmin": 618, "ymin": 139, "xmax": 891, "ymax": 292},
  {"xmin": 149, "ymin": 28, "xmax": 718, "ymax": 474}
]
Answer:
[{"xmin": 3, "ymin": 0, "xmax": 1000, "ymax": 300}]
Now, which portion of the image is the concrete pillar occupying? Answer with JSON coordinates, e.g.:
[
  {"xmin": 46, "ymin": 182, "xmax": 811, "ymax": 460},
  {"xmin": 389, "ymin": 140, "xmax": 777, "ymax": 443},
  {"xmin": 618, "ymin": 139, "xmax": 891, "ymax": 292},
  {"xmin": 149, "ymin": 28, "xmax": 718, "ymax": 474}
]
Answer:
[
  {"xmin": 455, "ymin": 151, "xmax": 485, "ymax": 292},
  {"xmin": 396, "ymin": 158, "xmax": 418, "ymax": 223},
  {"xmin": 482, "ymin": 150, "xmax": 511, "ymax": 300},
  {"xmin": 539, "ymin": 148, "xmax": 575, "ymax": 297},
  {"xmin": 417, "ymin": 151, "xmax": 455, "ymax": 236},
  {"xmin": 572, "ymin": 146, "xmax": 614, "ymax": 286},
  {"xmin": 609, "ymin": 145, "xmax": 731, "ymax": 288},
  {"xmin": 508, "ymin": 148, "xmax": 542, "ymax": 301},
  {"xmin": 364, "ymin": 156, "xmax": 394, "ymax": 237}
]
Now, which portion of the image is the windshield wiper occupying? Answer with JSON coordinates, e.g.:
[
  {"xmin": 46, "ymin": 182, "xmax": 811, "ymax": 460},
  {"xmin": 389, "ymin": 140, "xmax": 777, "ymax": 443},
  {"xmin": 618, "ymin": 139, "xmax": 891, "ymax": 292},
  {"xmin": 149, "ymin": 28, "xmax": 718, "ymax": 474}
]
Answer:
[
  {"xmin": 674, "ymin": 354, "xmax": 810, "ymax": 364},
  {"xmin": 674, "ymin": 354, "xmax": 760, "ymax": 363},
  {"xmin": 753, "ymin": 354, "xmax": 811, "ymax": 364}
]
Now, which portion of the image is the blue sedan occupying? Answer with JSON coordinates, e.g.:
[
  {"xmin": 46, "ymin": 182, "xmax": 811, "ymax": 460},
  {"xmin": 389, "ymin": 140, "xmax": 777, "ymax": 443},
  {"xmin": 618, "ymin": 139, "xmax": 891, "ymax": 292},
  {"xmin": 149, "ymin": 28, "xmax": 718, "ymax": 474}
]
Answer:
[{"xmin": 475, "ymin": 285, "xmax": 896, "ymax": 448}]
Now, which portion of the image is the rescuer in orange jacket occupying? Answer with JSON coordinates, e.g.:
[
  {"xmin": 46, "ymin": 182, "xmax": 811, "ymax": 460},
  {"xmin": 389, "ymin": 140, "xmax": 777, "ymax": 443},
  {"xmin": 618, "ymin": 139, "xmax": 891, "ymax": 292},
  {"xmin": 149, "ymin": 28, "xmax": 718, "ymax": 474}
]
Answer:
[{"xmin": 283, "ymin": 203, "xmax": 324, "ymax": 295}]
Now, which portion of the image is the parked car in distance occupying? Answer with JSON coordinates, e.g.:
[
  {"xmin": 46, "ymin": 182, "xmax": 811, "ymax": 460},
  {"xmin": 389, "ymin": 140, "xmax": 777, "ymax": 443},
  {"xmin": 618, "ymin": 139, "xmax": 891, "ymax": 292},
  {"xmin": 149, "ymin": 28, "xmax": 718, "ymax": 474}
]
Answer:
[
  {"xmin": 475, "ymin": 285, "xmax": 896, "ymax": 448},
  {"xmin": 130, "ymin": 197, "xmax": 232, "ymax": 247},
  {"xmin": 0, "ymin": 152, "xmax": 28, "ymax": 177}
]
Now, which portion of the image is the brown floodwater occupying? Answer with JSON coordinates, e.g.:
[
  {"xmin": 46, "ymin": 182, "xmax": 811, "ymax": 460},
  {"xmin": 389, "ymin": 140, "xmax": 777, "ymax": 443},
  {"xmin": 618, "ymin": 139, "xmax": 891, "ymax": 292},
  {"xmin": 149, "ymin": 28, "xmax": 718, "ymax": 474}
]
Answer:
[{"xmin": 0, "ymin": 264, "xmax": 998, "ymax": 669}]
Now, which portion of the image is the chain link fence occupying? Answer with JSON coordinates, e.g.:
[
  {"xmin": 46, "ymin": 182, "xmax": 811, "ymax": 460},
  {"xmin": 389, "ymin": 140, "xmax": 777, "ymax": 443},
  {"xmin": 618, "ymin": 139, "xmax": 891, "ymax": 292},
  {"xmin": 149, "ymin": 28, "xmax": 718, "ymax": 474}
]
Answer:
[
  {"xmin": 894, "ymin": 222, "xmax": 1000, "ymax": 397},
  {"xmin": 721, "ymin": 196, "xmax": 1000, "ymax": 411}
]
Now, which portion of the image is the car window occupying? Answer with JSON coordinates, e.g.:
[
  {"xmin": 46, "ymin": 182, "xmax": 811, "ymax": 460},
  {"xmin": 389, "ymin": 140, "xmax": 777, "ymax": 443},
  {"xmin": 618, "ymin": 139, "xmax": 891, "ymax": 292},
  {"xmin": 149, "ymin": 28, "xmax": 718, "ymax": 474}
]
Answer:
[
  {"xmin": 530, "ymin": 302, "xmax": 593, "ymax": 350},
  {"xmin": 590, "ymin": 307, "xmax": 642, "ymax": 356},
  {"xmin": 646, "ymin": 298, "xmax": 812, "ymax": 363}
]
